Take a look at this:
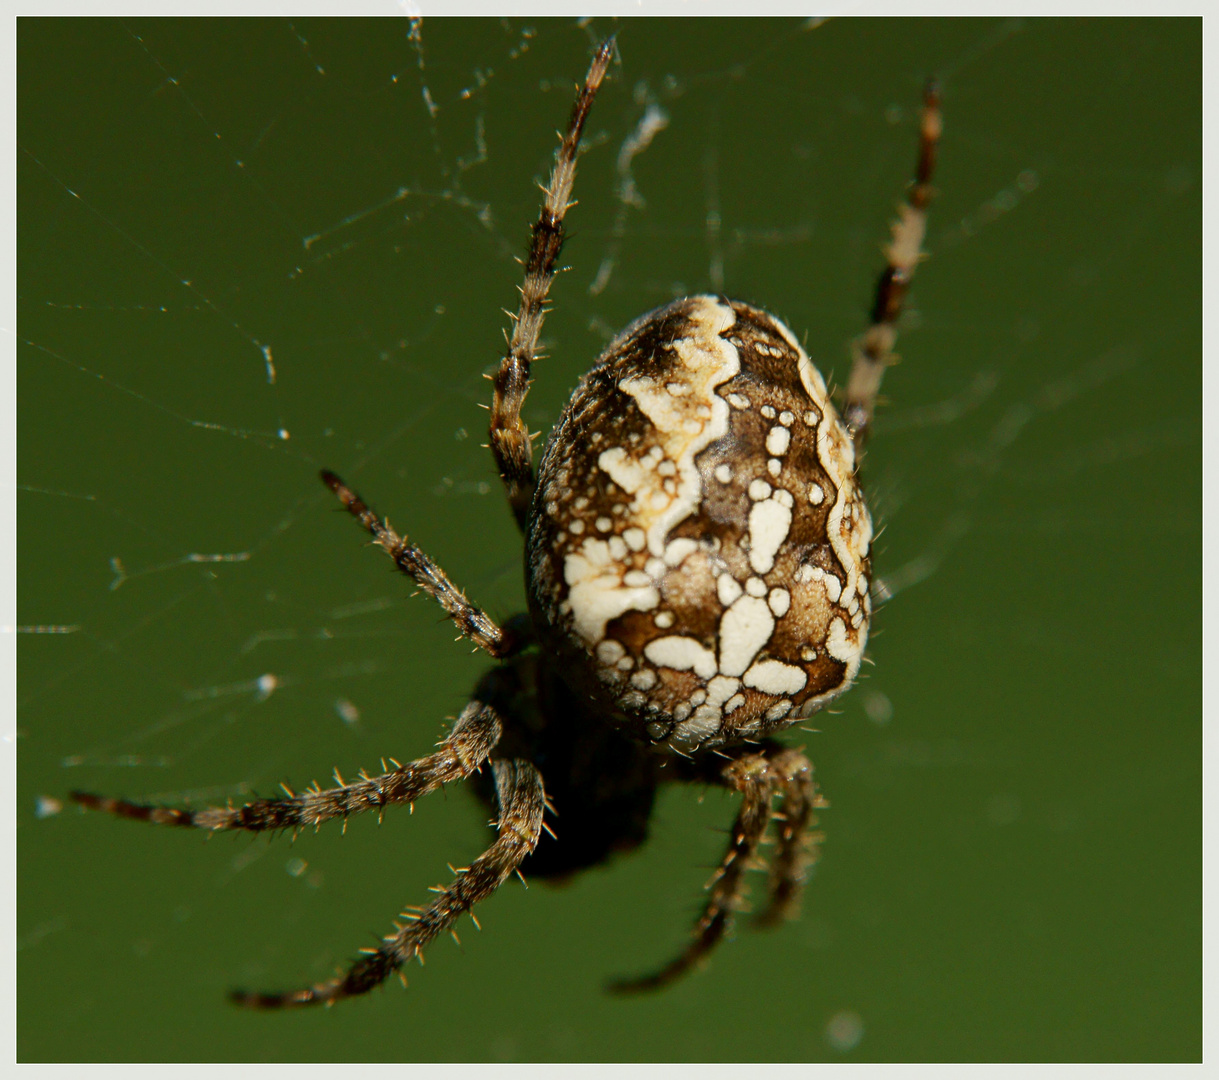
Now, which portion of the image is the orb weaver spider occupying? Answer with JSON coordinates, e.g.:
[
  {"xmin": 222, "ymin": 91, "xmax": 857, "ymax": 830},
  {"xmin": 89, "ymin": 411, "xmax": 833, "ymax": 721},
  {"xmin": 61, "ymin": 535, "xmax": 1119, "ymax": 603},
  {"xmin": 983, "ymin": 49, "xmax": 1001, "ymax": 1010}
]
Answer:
[{"xmin": 72, "ymin": 38, "xmax": 941, "ymax": 1008}]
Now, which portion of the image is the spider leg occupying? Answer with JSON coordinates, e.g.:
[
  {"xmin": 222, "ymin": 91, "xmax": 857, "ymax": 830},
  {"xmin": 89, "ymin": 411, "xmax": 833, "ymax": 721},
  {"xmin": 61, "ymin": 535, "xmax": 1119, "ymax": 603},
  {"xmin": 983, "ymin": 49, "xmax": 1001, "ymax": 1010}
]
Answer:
[
  {"xmin": 607, "ymin": 745, "xmax": 808, "ymax": 994},
  {"xmin": 489, "ymin": 39, "xmax": 614, "ymax": 532},
  {"xmin": 70, "ymin": 697, "xmax": 502, "ymax": 834},
  {"xmin": 754, "ymin": 748, "xmax": 826, "ymax": 927},
  {"xmin": 321, "ymin": 470, "xmax": 527, "ymax": 659},
  {"xmin": 843, "ymin": 78, "xmax": 942, "ymax": 457},
  {"xmin": 229, "ymin": 757, "xmax": 545, "ymax": 1009}
]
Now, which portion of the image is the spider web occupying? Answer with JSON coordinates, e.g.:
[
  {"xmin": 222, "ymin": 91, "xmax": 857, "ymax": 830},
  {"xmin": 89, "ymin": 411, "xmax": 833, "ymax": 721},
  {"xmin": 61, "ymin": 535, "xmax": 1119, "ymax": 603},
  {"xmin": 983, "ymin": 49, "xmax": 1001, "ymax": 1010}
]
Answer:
[{"xmin": 17, "ymin": 17, "xmax": 1199, "ymax": 1062}]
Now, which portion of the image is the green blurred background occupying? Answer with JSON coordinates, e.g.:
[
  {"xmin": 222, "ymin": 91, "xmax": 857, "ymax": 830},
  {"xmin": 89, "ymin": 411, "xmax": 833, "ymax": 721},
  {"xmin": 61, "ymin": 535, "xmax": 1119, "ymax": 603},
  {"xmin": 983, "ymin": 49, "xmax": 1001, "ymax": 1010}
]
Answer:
[{"xmin": 18, "ymin": 17, "xmax": 1200, "ymax": 1062}]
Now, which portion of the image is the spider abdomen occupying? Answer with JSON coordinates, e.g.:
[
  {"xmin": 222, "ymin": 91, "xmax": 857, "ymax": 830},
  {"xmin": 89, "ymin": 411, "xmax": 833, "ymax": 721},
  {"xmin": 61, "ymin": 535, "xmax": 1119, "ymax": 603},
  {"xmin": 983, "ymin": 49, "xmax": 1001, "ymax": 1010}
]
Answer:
[{"xmin": 527, "ymin": 295, "xmax": 873, "ymax": 751}]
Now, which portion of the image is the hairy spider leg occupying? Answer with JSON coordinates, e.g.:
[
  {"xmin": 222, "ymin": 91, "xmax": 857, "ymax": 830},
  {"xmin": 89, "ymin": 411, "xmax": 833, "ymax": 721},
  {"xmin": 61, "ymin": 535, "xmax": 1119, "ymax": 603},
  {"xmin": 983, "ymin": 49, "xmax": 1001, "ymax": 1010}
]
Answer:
[
  {"xmin": 843, "ymin": 78, "xmax": 942, "ymax": 456},
  {"xmin": 489, "ymin": 38, "xmax": 614, "ymax": 531},
  {"xmin": 320, "ymin": 470, "xmax": 526, "ymax": 659},
  {"xmin": 71, "ymin": 697, "xmax": 503, "ymax": 833},
  {"xmin": 755, "ymin": 750, "xmax": 825, "ymax": 926},
  {"xmin": 607, "ymin": 743, "xmax": 816, "ymax": 993},
  {"xmin": 230, "ymin": 757, "xmax": 545, "ymax": 1009}
]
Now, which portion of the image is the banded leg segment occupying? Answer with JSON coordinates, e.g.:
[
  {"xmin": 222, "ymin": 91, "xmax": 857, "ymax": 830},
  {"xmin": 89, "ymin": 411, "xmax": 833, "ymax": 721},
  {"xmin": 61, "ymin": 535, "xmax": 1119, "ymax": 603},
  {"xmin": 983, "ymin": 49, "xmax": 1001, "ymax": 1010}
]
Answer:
[
  {"xmin": 230, "ymin": 757, "xmax": 545, "ymax": 1008},
  {"xmin": 490, "ymin": 39, "xmax": 614, "ymax": 531},
  {"xmin": 756, "ymin": 750, "xmax": 825, "ymax": 926},
  {"xmin": 71, "ymin": 698, "xmax": 503, "ymax": 834},
  {"xmin": 608, "ymin": 745, "xmax": 817, "ymax": 993},
  {"xmin": 321, "ymin": 470, "xmax": 525, "ymax": 659},
  {"xmin": 843, "ymin": 78, "xmax": 942, "ymax": 457}
]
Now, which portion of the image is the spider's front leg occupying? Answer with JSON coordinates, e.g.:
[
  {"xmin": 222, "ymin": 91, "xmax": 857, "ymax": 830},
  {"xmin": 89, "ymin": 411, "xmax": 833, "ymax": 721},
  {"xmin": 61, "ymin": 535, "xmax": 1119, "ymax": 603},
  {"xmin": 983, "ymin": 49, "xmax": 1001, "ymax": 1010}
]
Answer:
[
  {"xmin": 489, "ymin": 39, "xmax": 613, "ymax": 531},
  {"xmin": 230, "ymin": 756, "xmax": 545, "ymax": 1009},
  {"xmin": 607, "ymin": 743, "xmax": 822, "ymax": 993},
  {"xmin": 70, "ymin": 696, "xmax": 503, "ymax": 834},
  {"xmin": 843, "ymin": 77, "xmax": 942, "ymax": 458},
  {"xmin": 320, "ymin": 470, "xmax": 529, "ymax": 659}
]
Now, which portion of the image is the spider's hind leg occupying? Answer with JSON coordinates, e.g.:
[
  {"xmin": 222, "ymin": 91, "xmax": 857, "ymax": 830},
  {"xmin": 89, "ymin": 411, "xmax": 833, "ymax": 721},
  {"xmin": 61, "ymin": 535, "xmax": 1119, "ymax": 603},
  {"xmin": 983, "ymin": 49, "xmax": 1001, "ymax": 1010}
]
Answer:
[
  {"xmin": 230, "ymin": 756, "xmax": 545, "ymax": 1009},
  {"xmin": 755, "ymin": 749, "xmax": 825, "ymax": 927},
  {"xmin": 607, "ymin": 743, "xmax": 820, "ymax": 994}
]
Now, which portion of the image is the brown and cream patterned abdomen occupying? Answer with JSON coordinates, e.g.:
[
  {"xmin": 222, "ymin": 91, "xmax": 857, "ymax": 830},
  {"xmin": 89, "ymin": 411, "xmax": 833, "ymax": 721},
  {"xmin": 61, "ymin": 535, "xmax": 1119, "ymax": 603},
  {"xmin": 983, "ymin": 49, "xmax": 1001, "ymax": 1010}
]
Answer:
[{"xmin": 527, "ymin": 296, "xmax": 872, "ymax": 752}]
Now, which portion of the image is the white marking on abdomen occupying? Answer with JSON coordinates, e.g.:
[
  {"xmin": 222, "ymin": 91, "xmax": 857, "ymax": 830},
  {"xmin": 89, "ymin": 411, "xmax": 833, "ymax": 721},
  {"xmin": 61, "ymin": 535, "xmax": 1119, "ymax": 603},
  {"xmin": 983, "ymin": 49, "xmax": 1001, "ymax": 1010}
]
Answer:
[
  {"xmin": 565, "ymin": 539, "xmax": 660, "ymax": 643},
  {"xmin": 768, "ymin": 587, "xmax": 790, "ymax": 617},
  {"xmin": 717, "ymin": 574, "xmax": 743, "ymax": 606},
  {"xmin": 718, "ymin": 595, "xmax": 774, "ymax": 677},
  {"xmin": 747, "ymin": 497, "xmax": 792, "ymax": 574},
  {"xmin": 615, "ymin": 297, "xmax": 740, "ymax": 558},
  {"xmin": 597, "ymin": 446, "xmax": 647, "ymax": 494},
  {"xmin": 826, "ymin": 617, "xmax": 862, "ymax": 665},
  {"xmin": 664, "ymin": 538, "xmax": 698, "ymax": 567},
  {"xmin": 743, "ymin": 659, "xmax": 807, "ymax": 696},
  {"xmin": 705, "ymin": 675, "xmax": 740, "ymax": 707},
  {"xmin": 644, "ymin": 635, "xmax": 718, "ymax": 680}
]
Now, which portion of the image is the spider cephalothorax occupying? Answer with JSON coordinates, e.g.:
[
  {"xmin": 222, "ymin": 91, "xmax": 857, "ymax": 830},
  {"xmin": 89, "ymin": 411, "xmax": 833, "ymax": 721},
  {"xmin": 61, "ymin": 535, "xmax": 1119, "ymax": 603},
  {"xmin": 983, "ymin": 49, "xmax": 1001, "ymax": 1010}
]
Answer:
[{"xmin": 71, "ymin": 39, "xmax": 941, "ymax": 1008}]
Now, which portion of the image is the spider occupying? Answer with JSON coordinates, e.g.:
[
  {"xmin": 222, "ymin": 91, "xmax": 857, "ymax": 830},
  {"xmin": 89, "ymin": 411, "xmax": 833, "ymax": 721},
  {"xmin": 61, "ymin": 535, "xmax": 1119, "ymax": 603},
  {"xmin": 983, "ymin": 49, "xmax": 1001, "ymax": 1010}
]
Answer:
[{"xmin": 71, "ymin": 39, "xmax": 941, "ymax": 1008}]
